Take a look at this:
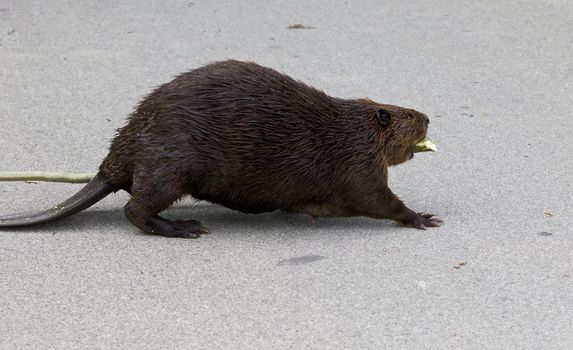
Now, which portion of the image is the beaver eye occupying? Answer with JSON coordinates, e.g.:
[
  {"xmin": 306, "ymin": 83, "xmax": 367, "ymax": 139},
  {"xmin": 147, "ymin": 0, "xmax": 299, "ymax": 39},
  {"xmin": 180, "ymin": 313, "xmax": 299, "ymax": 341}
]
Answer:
[{"xmin": 377, "ymin": 109, "xmax": 391, "ymax": 127}]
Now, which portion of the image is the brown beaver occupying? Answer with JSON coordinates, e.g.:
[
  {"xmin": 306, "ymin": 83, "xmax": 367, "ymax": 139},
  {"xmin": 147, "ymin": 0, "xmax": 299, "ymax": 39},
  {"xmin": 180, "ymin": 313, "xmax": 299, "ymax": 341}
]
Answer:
[{"xmin": 0, "ymin": 60, "xmax": 442, "ymax": 238}]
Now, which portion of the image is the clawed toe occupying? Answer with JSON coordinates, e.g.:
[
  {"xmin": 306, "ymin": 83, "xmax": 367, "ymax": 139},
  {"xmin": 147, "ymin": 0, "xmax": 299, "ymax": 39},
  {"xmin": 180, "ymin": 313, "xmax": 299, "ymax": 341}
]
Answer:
[
  {"xmin": 410, "ymin": 212, "xmax": 443, "ymax": 230},
  {"xmin": 180, "ymin": 231, "xmax": 201, "ymax": 239},
  {"xmin": 176, "ymin": 220, "xmax": 210, "ymax": 235},
  {"xmin": 153, "ymin": 219, "xmax": 210, "ymax": 238}
]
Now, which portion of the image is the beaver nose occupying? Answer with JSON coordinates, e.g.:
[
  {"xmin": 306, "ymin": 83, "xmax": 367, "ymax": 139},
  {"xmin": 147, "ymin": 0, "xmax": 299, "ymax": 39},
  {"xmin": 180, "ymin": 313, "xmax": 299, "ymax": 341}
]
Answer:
[{"xmin": 423, "ymin": 114, "xmax": 430, "ymax": 125}]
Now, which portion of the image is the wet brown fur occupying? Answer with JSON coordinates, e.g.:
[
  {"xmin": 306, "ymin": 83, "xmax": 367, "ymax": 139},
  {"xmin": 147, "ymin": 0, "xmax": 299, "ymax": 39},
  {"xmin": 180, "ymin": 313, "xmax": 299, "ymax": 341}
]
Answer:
[{"xmin": 98, "ymin": 60, "xmax": 440, "ymax": 237}]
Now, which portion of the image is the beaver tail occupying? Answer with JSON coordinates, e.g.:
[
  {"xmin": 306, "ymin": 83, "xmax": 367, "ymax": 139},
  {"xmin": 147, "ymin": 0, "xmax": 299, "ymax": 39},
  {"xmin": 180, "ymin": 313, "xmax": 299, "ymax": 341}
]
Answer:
[{"xmin": 0, "ymin": 172, "xmax": 113, "ymax": 227}]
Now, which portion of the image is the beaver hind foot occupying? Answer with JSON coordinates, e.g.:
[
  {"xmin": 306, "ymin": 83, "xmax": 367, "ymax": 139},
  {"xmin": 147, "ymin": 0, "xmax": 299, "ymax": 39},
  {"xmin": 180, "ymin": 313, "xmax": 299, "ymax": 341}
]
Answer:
[
  {"xmin": 124, "ymin": 203, "xmax": 209, "ymax": 238},
  {"xmin": 122, "ymin": 179, "xmax": 209, "ymax": 238},
  {"xmin": 408, "ymin": 213, "xmax": 443, "ymax": 230}
]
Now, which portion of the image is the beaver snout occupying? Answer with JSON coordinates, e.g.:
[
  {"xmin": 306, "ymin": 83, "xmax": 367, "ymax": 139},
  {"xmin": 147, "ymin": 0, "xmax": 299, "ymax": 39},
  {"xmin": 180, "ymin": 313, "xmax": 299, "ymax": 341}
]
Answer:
[
  {"xmin": 418, "ymin": 114, "xmax": 430, "ymax": 139},
  {"xmin": 421, "ymin": 113, "xmax": 429, "ymax": 126}
]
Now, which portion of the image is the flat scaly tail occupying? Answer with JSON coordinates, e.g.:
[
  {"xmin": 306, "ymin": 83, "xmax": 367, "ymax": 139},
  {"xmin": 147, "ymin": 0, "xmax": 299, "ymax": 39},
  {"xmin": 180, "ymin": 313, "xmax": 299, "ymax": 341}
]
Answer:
[{"xmin": 0, "ymin": 172, "xmax": 113, "ymax": 227}]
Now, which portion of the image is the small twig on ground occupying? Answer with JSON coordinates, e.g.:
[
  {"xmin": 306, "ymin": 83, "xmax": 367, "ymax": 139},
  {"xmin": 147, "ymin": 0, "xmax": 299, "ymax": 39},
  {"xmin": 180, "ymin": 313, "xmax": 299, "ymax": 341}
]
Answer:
[{"xmin": 0, "ymin": 172, "xmax": 94, "ymax": 183}]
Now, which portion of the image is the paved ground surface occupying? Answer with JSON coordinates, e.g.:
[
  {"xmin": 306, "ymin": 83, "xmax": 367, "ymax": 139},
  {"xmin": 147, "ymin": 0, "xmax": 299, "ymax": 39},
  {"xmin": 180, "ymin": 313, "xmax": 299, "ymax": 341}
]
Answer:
[{"xmin": 1, "ymin": 0, "xmax": 572, "ymax": 348}]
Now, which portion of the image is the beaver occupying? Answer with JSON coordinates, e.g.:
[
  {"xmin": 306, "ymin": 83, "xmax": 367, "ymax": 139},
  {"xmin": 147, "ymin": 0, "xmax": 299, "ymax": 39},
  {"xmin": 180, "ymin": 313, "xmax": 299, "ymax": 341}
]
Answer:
[{"xmin": 0, "ymin": 60, "xmax": 442, "ymax": 238}]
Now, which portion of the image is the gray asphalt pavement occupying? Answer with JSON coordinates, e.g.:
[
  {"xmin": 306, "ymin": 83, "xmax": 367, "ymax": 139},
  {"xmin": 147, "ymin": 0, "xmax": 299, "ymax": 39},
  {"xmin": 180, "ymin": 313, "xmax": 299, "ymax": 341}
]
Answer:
[{"xmin": 1, "ymin": 0, "xmax": 572, "ymax": 348}]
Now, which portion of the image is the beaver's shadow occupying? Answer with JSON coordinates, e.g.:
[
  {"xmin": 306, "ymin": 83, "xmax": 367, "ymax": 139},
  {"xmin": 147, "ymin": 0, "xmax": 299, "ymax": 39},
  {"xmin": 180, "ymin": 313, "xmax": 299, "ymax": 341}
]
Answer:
[{"xmin": 4, "ymin": 201, "xmax": 398, "ymax": 236}]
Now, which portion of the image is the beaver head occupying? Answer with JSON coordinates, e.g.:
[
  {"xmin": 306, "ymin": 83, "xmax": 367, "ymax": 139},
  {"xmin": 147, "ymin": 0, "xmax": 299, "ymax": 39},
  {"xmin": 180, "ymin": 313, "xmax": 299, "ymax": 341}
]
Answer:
[{"xmin": 374, "ymin": 104, "xmax": 429, "ymax": 166}]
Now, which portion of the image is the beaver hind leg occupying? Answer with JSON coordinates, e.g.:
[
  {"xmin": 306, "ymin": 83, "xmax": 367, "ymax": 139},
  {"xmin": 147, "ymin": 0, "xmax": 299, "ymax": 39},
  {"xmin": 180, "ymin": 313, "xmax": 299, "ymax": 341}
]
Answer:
[
  {"xmin": 124, "ymin": 199, "xmax": 209, "ymax": 238},
  {"xmin": 123, "ymin": 170, "xmax": 208, "ymax": 238}
]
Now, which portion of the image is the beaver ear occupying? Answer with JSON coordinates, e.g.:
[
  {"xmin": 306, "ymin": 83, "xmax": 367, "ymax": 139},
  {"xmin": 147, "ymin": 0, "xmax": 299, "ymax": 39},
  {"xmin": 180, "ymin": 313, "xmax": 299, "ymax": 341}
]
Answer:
[{"xmin": 377, "ymin": 109, "xmax": 391, "ymax": 127}]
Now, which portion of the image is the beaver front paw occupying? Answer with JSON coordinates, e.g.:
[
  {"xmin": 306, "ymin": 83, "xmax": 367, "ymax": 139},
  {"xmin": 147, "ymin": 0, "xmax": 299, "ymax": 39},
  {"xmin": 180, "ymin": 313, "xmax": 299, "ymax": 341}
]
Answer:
[{"xmin": 409, "ymin": 212, "xmax": 443, "ymax": 230}]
